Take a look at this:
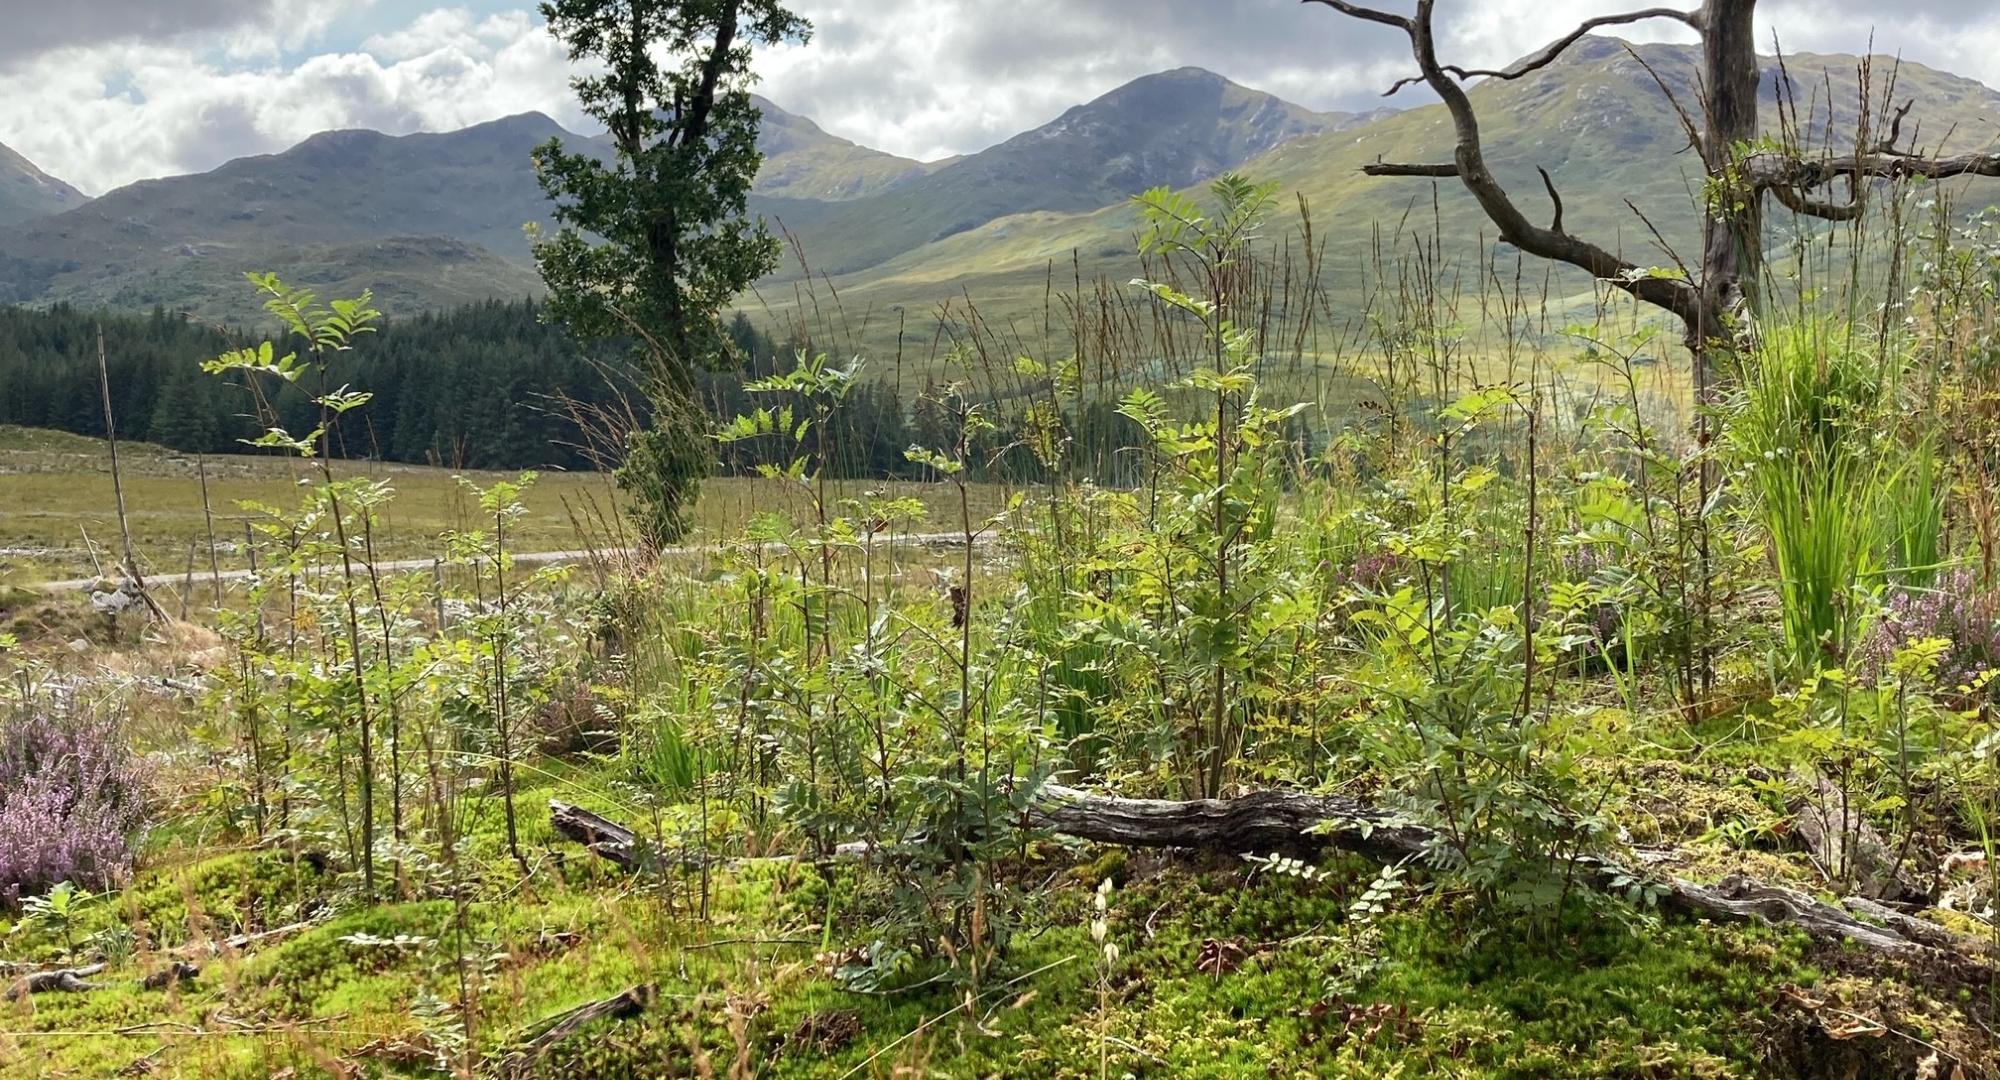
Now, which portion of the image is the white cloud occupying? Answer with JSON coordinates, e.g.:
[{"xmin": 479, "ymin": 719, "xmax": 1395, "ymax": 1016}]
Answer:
[
  {"xmin": 753, "ymin": 0, "xmax": 2000, "ymax": 161},
  {"xmin": 0, "ymin": 0, "xmax": 1995, "ymax": 195},
  {"xmin": 0, "ymin": 5, "xmax": 579, "ymax": 193}
]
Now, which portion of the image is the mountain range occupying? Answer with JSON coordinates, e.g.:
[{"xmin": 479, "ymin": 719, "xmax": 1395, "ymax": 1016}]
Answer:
[
  {"xmin": 1, "ymin": 42, "xmax": 1996, "ymax": 343},
  {"xmin": 0, "ymin": 67, "xmax": 1376, "ymax": 320}
]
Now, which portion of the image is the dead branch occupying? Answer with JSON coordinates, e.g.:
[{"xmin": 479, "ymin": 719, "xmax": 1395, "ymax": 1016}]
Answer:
[
  {"xmin": 1299, "ymin": 0, "xmax": 1412, "ymax": 32},
  {"xmin": 4, "ymin": 963, "xmax": 107, "ymax": 1001},
  {"xmin": 140, "ymin": 962, "xmax": 201, "ymax": 991},
  {"xmin": 1446, "ymin": 7, "xmax": 1700, "ymax": 84},
  {"xmin": 1767, "ymin": 181, "xmax": 1865, "ymax": 221},
  {"xmin": 504, "ymin": 984, "xmax": 655, "ymax": 1075},
  {"xmin": 1874, "ymin": 98, "xmax": 1915, "ymax": 154},
  {"xmin": 1028, "ymin": 784, "xmax": 1992, "ymax": 964},
  {"xmin": 550, "ymin": 800, "xmax": 644, "ymax": 871},
  {"xmin": 1537, "ymin": 166, "xmax": 1566, "ymax": 233},
  {"xmin": 1362, "ymin": 160, "xmax": 1459, "ymax": 177},
  {"xmin": 1342, "ymin": 0, "xmax": 1709, "ymax": 331},
  {"xmin": 1746, "ymin": 148, "xmax": 2000, "ymax": 187}
]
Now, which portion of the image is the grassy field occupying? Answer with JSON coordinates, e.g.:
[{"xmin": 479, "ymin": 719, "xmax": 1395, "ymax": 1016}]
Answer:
[{"xmin": 0, "ymin": 426, "xmax": 1015, "ymax": 587}]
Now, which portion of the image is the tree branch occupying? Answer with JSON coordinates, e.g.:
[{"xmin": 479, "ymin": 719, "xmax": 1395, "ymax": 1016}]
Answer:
[
  {"xmin": 1537, "ymin": 166, "xmax": 1565, "ymax": 233},
  {"xmin": 1298, "ymin": 0, "xmax": 1412, "ymax": 32},
  {"xmin": 1450, "ymin": 7, "xmax": 1700, "ymax": 83},
  {"xmin": 1362, "ymin": 159, "xmax": 1460, "ymax": 177},
  {"xmin": 1379, "ymin": 6, "xmax": 1701, "ymax": 95},
  {"xmin": 1874, "ymin": 98, "xmax": 1914, "ymax": 155},
  {"xmin": 678, "ymin": 3, "xmax": 742, "ymax": 149},
  {"xmin": 1338, "ymin": 0, "xmax": 1708, "ymax": 328},
  {"xmin": 1766, "ymin": 180, "xmax": 1864, "ymax": 221},
  {"xmin": 1747, "ymin": 149, "xmax": 2000, "ymax": 187}
]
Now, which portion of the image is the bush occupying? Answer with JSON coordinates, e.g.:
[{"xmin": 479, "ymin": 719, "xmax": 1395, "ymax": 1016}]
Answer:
[
  {"xmin": 0, "ymin": 704, "xmax": 148, "ymax": 905},
  {"xmin": 1862, "ymin": 568, "xmax": 2000, "ymax": 696}
]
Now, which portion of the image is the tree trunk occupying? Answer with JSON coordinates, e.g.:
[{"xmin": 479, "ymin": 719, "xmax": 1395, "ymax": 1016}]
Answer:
[{"xmin": 1692, "ymin": 0, "xmax": 1764, "ymax": 377}]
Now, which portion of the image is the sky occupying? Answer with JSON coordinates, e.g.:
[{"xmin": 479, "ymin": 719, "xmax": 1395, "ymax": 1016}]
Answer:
[{"xmin": 0, "ymin": 0, "xmax": 1995, "ymax": 195}]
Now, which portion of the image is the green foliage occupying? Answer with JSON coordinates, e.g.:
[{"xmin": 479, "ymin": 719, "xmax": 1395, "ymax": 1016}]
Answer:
[
  {"xmin": 1731, "ymin": 322, "xmax": 1902, "ymax": 671},
  {"xmin": 22, "ymin": 160, "xmax": 2000, "ymax": 1079},
  {"xmin": 8, "ymin": 880, "xmax": 90, "ymax": 955}
]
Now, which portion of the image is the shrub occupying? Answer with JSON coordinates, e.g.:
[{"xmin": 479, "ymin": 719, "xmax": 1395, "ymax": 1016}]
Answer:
[
  {"xmin": 0, "ymin": 703, "xmax": 148, "ymax": 905},
  {"xmin": 1861, "ymin": 569, "xmax": 2000, "ymax": 696}
]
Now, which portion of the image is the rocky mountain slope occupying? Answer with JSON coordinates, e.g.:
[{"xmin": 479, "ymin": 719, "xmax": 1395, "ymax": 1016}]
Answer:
[{"xmin": 0, "ymin": 141, "xmax": 88, "ymax": 227}]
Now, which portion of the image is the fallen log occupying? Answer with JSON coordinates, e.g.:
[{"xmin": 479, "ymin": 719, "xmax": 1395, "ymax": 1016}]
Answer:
[
  {"xmin": 550, "ymin": 801, "xmax": 643, "ymax": 872},
  {"xmin": 4, "ymin": 963, "xmax": 107, "ymax": 1001},
  {"xmin": 547, "ymin": 786, "xmax": 1991, "ymax": 965},
  {"xmin": 140, "ymin": 962, "xmax": 201, "ymax": 991},
  {"xmin": 1029, "ymin": 784, "xmax": 1991, "ymax": 962},
  {"xmin": 503, "ymin": 983, "xmax": 655, "ymax": 1076}
]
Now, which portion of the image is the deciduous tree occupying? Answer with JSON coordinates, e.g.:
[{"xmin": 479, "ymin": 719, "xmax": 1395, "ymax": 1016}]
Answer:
[{"xmin": 533, "ymin": 0, "xmax": 810, "ymax": 545}]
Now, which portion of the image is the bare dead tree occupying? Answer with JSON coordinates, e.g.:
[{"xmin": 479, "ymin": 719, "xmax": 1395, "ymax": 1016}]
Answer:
[{"xmin": 1307, "ymin": 0, "xmax": 2000, "ymax": 382}]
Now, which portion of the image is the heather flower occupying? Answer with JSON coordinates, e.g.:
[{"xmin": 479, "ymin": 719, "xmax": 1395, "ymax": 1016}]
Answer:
[
  {"xmin": 0, "ymin": 705, "xmax": 147, "ymax": 905},
  {"xmin": 1332, "ymin": 549, "xmax": 1404, "ymax": 594},
  {"xmin": 1860, "ymin": 569, "xmax": 2000, "ymax": 694}
]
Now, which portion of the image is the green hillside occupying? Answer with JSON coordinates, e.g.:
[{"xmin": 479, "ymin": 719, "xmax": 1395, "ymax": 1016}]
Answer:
[
  {"xmin": 0, "ymin": 140, "xmax": 87, "ymax": 227},
  {"xmin": 749, "ymin": 93, "xmax": 941, "ymax": 200},
  {"xmin": 757, "ymin": 37, "xmax": 2000, "ymax": 360},
  {"xmin": 757, "ymin": 67, "xmax": 1380, "ymax": 278},
  {"xmin": 0, "ymin": 114, "xmax": 569, "ymax": 318}
]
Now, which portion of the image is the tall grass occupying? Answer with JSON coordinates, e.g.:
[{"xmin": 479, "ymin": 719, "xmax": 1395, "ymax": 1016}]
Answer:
[{"xmin": 1732, "ymin": 322, "xmax": 1900, "ymax": 671}]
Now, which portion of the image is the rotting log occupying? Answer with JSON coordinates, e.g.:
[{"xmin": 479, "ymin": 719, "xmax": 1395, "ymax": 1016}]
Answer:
[
  {"xmin": 140, "ymin": 962, "xmax": 201, "ymax": 991},
  {"xmin": 550, "ymin": 800, "xmax": 643, "ymax": 871},
  {"xmin": 503, "ymin": 983, "xmax": 655, "ymax": 1075},
  {"xmin": 547, "ymin": 785, "xmax": 1992, "ymax": 966},
  {"xmin": 1028, "ymin": 784, "xmax": 1991, "ymax": 963},
  {"xmin": 3, "ymin": 963, "xmax": 107, "ymax": 1001},
  {"xmin": 2, "ymin": 960, "xmax": 202, "ymax": 1001}
]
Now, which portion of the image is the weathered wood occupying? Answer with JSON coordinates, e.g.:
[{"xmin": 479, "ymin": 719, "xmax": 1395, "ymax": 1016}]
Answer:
[
  {"xmin": 1027, "ymin": 784, "xmax": 1432, "ymax": 863},
  {"xmin": 504, "ymin": 983, "xmax": 655, "ymax": 1075},
  {"xmin": 550, "ymin": 800, "xmax": 644, "ymax": 871},
  {"xmin": 548, "ymin": 784, "xmax": 1992, "ymax": 966},
  {"xmin": 4, "ymin": 963, "xmax": 107, "ymax": 1001},
  {"xmin": 1029, "ymin": 784, "xmax": 1991, "ymax": 963},
  {"xmin": 140, "ymin": 962, "xmax": 201, "ymax": 991}
]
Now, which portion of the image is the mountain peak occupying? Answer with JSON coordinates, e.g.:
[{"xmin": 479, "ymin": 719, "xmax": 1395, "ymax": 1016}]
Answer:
[
  {"xmin": 1136, "ymin": 66, "xmax": 1232, "ymax": 85},
  {"xmin": 1084, "ymin": 66, "xmax": 1245, "ymax": 110},
  {"xmin": 470, "ymin": 111, "xmax": 569, "ymax": 138},
  {"xmin": 750, "ymin": 94, "xmax": 932, "ymax": 201},
  {"xmin": 0, "ymin": 140, "xmax": 89, "ymax": 226}
]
